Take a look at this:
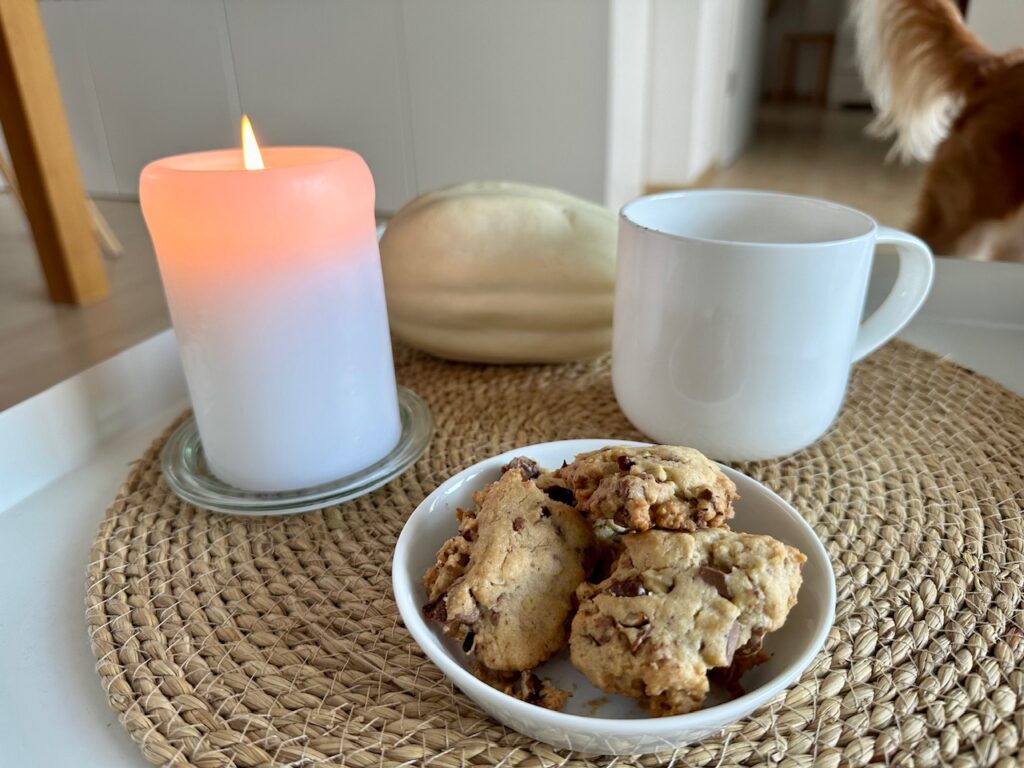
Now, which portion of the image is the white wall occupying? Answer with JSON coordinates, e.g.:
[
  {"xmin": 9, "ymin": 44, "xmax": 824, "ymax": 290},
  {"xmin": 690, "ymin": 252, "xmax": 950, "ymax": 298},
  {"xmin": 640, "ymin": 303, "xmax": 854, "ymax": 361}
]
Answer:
[
  {"xmin": 25, "ymin": 0, "xmax": 758, "ymax": 211},
  {"xmin": 968, "ymin": 0, "xmax": 1024, "ymax": 52},
  {"xmin": 645, "ymin": 0, "xmax": 764, "ymax": 187},
  {"xmin": 76, "ymin": 1, "xmax": 239, "ymax": 197},
  {"xmin": 719, "ymin": 0, "xmax": 766, "ymax": 166},
  {"xmin": 604, "ymin": 0, "xmax": 653, "ymax": 211},
  {"xmin": 39, "ymin": 1, "xmax": 118, "ymax": 194},
  {"xmin": 33, "ymin": 0, "xmax": 609, "ymax": 211},
  {"xmin": 689, "ymin": 0, "xmax": 731, "ymax": 178},
  {"xmin": 224, "ymin": 0, "xmax": 416, "ymax": 209},
  {"xmin": 401, "ymin": 0, "xmax": 609, "ymax": 199},
  {"xmin": 646, "ymin": 0, "xmax": 703, "ymax": 186}
]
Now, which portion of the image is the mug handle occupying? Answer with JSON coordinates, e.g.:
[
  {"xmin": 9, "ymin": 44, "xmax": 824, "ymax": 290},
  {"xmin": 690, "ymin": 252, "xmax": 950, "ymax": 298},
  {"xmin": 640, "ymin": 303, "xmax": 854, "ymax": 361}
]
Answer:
[{"xmin": 852, "ymin": 226, "xmax": 935, "ymax": 362}]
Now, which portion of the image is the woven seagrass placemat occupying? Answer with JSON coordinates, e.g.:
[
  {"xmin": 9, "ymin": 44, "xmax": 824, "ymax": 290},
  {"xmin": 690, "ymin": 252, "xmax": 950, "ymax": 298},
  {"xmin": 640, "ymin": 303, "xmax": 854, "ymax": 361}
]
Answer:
[{"xmin": 87, "ymin": 340, "xmax": 1024, "ymax": 768}]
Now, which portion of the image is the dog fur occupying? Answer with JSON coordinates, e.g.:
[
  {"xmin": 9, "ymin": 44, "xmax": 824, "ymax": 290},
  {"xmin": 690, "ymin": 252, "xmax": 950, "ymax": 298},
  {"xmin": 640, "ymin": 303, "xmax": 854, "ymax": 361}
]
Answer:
[{"xmin": 854, "ymin": 0, "xmax": 1024, "ymax": 260}]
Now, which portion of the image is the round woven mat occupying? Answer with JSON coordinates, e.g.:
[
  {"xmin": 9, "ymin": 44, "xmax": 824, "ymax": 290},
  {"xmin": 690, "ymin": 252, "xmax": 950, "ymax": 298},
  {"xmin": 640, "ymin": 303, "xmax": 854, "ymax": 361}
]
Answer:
[{"xmin": 87, "ymin": 341, "xmax": 1024, "ymax": 768}]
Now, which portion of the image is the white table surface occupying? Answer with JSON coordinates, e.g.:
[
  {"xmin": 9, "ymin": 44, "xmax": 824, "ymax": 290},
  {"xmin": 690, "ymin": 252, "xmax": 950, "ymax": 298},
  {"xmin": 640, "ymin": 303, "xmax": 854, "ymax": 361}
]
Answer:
[{"xmin": 1, "ymin": 258, "xmax": 1022, "ymax": 768}]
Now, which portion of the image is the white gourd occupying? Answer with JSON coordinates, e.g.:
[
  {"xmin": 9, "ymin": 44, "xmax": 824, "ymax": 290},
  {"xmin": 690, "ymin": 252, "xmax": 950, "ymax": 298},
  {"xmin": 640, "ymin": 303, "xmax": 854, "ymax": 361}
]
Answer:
[{"xmin": 380, "ymin": 181, "xmax": 617, "ymax": 364}]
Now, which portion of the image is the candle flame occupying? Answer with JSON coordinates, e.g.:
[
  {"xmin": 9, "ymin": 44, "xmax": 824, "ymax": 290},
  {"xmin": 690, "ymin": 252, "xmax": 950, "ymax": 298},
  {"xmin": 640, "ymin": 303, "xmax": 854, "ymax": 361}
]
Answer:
[{"xmin": 241, "ymin": 115, "xmax": 264, "ymax": 170}]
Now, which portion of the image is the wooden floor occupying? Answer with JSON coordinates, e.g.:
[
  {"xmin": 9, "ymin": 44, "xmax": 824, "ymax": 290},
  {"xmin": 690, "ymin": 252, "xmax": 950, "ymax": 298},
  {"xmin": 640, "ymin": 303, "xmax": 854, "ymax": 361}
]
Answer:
[
  {"xmin": 0, "ymin": 195, "xmax": 170, "ymax": 410},
  {"xmin": 703, "ymin": 106, "xmax": 924, "ymax": 228},
  {"xmin": 0, "ymin": 106, "xmax": 923, "ymax": 410}
]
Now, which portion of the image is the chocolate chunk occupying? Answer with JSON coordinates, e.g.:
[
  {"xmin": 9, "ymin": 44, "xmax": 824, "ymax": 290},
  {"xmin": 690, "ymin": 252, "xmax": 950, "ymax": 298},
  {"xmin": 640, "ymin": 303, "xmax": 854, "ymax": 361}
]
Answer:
[
  {"xmin": 586, "ymin": 542, "xmax": 620, "ymax": 584},
  {"xmin": 734, "ymin": 628, "xmax": 766, "ymax": 662},
  {"xmin": 607, "ymin": 575, "xmax": 648, "ymax": 598},
  {"xmin": 502, "ymin": 456, "xmax": 541, "ymax": 479},
  {"xmin": 697, "ymin": 566, "xmax": 731, "ymax": 599},
  {"xmin": 540, "ymin": 506, "xmax": 551, "ymax": 518},
  {"xmin": 462, "ymin": 630, "xmax": 476, "ymax": 653},
  {"xmin": 460, "ymin": 528, "xmax": 476, "ymax": 542},
  {"xmin": 591, "ymin": 615, "xmax": 618, "ymax": 644},
  {"xmin": 724, "ymin": 621, "xmax": 741, "ymax": 664},
  {"xmin": 712, "ymin": 627, "xmax": 770, "ymax": 695},
  {"xmin": 543, "ymin": 485, "xmax": 576, "ymax": 506},
  {"xmin": 616, "ymin": 455, "xmax": 635, "ymax": 472},
  {"xmin": 513, "ymin": 517, "xmax": 525, "ymax": 531},
  {"xmin": 423, "ymin": 598, "xmax": 447, "ymax": 623}
]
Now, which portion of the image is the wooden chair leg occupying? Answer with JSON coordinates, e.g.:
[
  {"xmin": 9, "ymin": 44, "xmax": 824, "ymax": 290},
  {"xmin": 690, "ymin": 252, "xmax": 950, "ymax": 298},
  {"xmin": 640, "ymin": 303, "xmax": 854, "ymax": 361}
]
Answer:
[
  {"xmin": 0, "ymin": 149, "xmax": 122, "ymax": 258},
  {"xmin": 0, "ymin": 0, "xmax": 108, "ymax": 304}
]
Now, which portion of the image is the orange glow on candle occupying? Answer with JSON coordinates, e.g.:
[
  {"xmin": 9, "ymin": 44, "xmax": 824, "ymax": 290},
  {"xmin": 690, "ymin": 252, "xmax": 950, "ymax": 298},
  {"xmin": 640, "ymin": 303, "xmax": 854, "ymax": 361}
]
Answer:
[{"xmin": 241, "ymin": 115, "xmax": 264, "ymax": 170}]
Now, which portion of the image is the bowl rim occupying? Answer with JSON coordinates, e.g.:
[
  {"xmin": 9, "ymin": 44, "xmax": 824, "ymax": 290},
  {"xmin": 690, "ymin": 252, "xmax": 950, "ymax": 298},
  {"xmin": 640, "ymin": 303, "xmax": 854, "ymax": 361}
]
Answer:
[{"xmin": 392, "ymin": 438, "xmax": 837, "ymax": 736}]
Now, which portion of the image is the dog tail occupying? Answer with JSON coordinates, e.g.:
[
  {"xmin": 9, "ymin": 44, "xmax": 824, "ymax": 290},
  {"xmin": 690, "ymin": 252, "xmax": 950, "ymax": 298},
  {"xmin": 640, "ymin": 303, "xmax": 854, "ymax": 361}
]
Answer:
[{"xmin": 853, "ymin": 0, "xmax": 1000, "ymax": 162}]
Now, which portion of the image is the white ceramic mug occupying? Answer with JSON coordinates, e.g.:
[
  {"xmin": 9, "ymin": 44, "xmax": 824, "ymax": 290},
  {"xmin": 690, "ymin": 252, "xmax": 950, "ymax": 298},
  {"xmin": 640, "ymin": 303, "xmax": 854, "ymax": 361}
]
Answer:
[{"xmin": 613, "ymin": 189, "xmax": 934, "ymax": 461}]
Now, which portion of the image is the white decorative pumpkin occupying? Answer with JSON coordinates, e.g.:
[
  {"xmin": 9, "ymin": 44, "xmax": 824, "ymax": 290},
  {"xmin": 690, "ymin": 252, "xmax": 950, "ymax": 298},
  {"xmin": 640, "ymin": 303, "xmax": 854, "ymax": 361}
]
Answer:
[{"xmin": 380, "ymin": 181, "xmax": 617, "ymax": 363}]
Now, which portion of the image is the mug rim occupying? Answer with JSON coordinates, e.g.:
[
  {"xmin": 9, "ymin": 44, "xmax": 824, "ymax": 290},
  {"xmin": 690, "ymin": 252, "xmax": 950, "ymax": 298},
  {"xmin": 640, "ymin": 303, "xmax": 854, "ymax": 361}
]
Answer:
[{"xmin": 620, "ymin": 188, "xmax": 879, "ymax": 248}]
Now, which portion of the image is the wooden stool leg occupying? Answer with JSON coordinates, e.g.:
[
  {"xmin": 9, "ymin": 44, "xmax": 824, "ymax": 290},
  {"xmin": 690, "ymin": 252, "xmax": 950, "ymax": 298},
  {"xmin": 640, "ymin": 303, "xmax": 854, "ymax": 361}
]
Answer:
[
  {"xmin": 1, "ymin": 150, "xmax": 123, "ymax": 258},
  {"xmin": 816, "ymin": 37, "xmax": 835, "ymax": 106},
  {"xmin": 0, "ymin": 0, "xmax": 108, "ymax": 305}
]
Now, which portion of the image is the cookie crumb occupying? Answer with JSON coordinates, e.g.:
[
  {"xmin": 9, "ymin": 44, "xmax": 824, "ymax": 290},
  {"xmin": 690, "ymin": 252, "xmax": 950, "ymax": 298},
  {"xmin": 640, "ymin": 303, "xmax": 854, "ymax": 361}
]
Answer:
[
  {"xmin": 584, "ymin": 696, "xmax": 609, "ymax": 715},
  {"xmin": 473, "ymin": 665, "xmax": 571, "ymax": 711}
]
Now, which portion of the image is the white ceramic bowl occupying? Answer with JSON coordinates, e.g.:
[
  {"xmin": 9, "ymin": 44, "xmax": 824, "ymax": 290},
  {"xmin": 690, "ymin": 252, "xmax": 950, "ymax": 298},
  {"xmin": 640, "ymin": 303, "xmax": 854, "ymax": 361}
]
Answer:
[{"xmin": 393, "ymin": 440, "xmax": 836, "ymax": 755}]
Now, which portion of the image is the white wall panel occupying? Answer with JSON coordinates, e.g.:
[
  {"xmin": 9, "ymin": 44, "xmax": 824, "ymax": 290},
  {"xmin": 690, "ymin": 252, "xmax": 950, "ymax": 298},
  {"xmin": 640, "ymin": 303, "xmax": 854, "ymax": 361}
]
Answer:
[
  {"xmin": 224, "ymin": 0, "xmax": 414, "ymax": 212},
  {"xmin": 719, "ymin": 0, "xmax": 765, "ymax": 166},
  {"xmin": 689, "ymin": 0, "xmax": 730, "ymax": 179},
  {"xmin": 77, "ymin": 0, "xmax": 238, "ymax": 195},
  {"xmin": 645, "ymin": 0, "xmax": 760, "ymax": 185},
  {"xmin": 646, "ymin": 0, "xmax": 702, "ymax": 185},
  {"xmin": 41, "ymin": 0, "xmax": 740, "ymax": 209},
  {"xmin": 39, "ymin": 1, "xmax": 118, "ymax": 195},
  {"xmin": 401, "ymin": 0, "xmax": 610, "ymax": 203},
  {"xmin": 604, "ymin": 0, "xmax": 652, "ymax": 211},
  {"xmin": 968, "ymin": 0, "xmax": 1024, "ymax": 53}
]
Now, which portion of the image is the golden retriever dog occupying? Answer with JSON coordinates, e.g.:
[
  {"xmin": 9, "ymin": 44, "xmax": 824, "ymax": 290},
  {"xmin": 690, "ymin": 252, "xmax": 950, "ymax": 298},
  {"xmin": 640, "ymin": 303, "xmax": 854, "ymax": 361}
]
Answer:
[{"xmin": 854, "ymin": 0, "xmax": 1024, "ymax": 260}]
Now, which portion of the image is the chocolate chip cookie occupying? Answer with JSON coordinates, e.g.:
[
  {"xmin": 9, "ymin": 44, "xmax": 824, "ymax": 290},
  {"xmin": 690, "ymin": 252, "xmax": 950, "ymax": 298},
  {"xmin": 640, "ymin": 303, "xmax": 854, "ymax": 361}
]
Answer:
[
  {"xmin": 422, "ymin": 462, "xmax": 594, "ymax": 672},
  {"xmin": 555, "ymin": 445, "xmax": 737, "ymax": 533},
  {"xmin": 570, "ymin": 528, "xmax": 805, "ymax": 716}
]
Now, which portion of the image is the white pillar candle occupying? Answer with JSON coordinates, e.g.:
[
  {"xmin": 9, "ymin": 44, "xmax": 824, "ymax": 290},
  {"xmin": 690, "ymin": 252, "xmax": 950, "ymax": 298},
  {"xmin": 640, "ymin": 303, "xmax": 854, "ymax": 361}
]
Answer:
[{"xmin": 140, "ymin": 128, "xmax": 401, "ymax": 492}]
